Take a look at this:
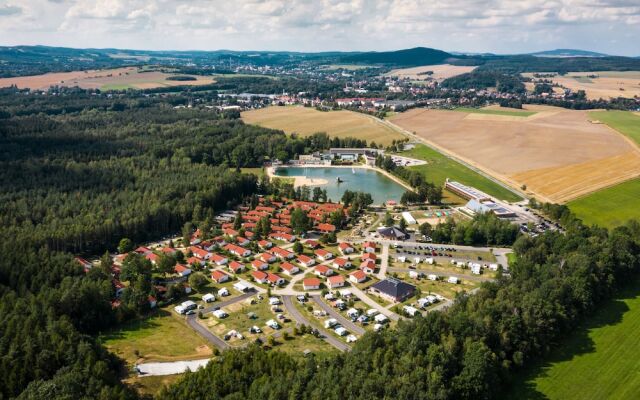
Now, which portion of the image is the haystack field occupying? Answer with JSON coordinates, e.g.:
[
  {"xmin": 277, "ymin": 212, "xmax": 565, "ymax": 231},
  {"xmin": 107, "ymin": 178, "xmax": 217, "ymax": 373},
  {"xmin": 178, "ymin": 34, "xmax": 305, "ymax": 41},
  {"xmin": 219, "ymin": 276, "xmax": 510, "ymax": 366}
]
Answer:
[
  {"xmin": 242, "ymin": 106, "xmax": 404, "ymax": 146},
  {"xmin": 0, "ymin": 67, "xmax": 215, "ymax": 90},
  {"xmin": 384, "ymin": 64, "xmax": 476, "ymax": 81},
  {"xmin": 523, "ymin": 71, "xmax": 640, "ymax": 100},
  {"xmin": 389, "ymin": 105, "xmax": 640, "ymax": 203}
]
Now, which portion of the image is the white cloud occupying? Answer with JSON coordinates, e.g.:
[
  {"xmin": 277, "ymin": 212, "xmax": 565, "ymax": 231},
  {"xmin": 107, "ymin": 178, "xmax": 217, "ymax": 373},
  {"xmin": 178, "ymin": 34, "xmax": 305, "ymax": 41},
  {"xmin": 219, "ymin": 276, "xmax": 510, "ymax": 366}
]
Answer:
[{"xmin": 0, "ymin": 0, "xmax": 637, "ymax": 55}]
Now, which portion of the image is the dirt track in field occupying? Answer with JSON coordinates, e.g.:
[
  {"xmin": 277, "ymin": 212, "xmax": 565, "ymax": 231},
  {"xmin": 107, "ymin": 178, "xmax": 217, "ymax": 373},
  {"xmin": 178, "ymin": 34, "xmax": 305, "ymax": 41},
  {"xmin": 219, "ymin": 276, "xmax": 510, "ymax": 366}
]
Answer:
[{"xmin": 390, "ymin": 105, "xmax": 640, "ymax": 202}]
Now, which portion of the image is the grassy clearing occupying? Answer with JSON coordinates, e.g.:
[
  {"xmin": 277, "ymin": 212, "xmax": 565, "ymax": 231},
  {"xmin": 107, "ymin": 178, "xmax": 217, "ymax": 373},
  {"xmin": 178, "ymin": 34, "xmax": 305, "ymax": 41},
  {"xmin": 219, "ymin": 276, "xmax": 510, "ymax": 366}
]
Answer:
[
  {"xmin": 453, "ymin": 107, "xmax": 537, "ymax": 117},
  {"xmin": 504, "ymin": 280, "xmax": 640, "ymax": 400},
  {"xmin": 125, "ymin": 374, "xmax": 183, "ymax": 397},
  {"xmin": 568, "ymin": 178, "xmax": 640, "ymax": 228},
  {"xmin": 590, "ymin": 110, "xmax": 640, "ymax": 146},
  {"xmin": 101, "ymin": 83, "xmax": 135, "ymax": 91},
  {"xmin": 100, "ymin": 308, "xmax": 211, "ymax": 365},
  {"xmin": 400, "ymin": 144, "xmax": 522, "ymax": 202},
  {"xmin": 242, "ymin": 106, "xmax": 404, "ymax": 146}
]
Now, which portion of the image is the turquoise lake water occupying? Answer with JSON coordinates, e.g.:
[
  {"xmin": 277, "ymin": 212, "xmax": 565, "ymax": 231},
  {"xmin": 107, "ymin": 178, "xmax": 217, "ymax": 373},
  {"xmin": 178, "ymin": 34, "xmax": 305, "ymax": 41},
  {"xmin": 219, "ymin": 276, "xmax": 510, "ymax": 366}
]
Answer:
[{"xmin": 273, "ymin": 167, "xmax": 406, "ymax": 204}]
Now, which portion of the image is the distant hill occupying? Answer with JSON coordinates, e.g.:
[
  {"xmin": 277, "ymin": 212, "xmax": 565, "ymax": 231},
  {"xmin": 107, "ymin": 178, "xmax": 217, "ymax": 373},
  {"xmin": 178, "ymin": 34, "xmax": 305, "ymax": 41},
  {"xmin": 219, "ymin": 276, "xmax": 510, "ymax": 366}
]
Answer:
[
  {"xmin": 340, "ymin": 47, "xmax": 455, "ymax": 67},
  {"xmin": 530, "ymin": 49, "xmax": 609, "ymax": 58}
]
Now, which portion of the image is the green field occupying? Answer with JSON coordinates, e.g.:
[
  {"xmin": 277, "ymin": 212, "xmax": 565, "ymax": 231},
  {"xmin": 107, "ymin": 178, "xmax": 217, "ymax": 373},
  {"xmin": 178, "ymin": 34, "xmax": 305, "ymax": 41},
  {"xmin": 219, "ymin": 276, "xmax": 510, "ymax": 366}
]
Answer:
[
  {"xmin": 401, "ymin": 144, "xmax": 522, "ymax": 202},
  {"xmin": 100, "ymin": 309, "xmax": 211, "ymax": 365},
  {"xmin": 101, "ymin": 83, "xmax": 136, "ymax": 91},
  {"xmin": 568, "ymin": 178, "xmax": 640, "ymax": 228},
  {"xmin": 453, "ymin": 107, "xmax": 537, "ymax": 117},
  {"xmin": 505, "ymin": 281, "xmax": 640, "ymax": 400},
  {"xmin": 568, "ymin": 111, "xmax": 640, "ymax": 228},
  {"xmin": 590, "ymin": 110, "xmax": 640, "ymax": 145}
]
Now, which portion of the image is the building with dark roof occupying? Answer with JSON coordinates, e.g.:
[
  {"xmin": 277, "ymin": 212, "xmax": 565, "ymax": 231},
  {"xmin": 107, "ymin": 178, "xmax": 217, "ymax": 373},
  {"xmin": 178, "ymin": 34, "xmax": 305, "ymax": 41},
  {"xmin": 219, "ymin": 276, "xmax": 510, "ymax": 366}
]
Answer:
[
  {"xmin": 369, "ymin": 278, "xmax": 416, "ymax": 303},
  {"xmin": 377, "ymin": 226, "xmax": 409, "ymax": 240}
]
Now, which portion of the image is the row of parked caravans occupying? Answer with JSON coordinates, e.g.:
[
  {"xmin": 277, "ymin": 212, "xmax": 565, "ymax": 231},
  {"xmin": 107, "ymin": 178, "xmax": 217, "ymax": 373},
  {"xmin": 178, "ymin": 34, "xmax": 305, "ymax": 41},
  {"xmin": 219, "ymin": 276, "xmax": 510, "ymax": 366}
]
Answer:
[
  {"xmin": 396, "ymin": 256, "xmax": 435, "ymax": 265},
  {"xmin": 450, "ymin": 259, "xmax": 499, "ymax": 275}
]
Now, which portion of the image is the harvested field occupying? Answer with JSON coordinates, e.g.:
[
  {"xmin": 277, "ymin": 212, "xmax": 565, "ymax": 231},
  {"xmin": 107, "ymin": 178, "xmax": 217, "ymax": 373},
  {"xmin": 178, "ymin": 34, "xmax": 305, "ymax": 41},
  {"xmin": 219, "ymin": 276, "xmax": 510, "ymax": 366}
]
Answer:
[
  {"xmin": 242, "ymin": 106, "xmax": 404, "ymax": 146},
  {"xmin": 523, "ymin": 71, "xmax": 640, "ymax": 100},
  {"xmin": 0, "ymin": 67, "xmax": 215, "ymax": 90},
  {"xmin": 389, "ymin": 105, "xmax": 640, "ymax": 203},
  {"xmin": 384, "ymin": 64, "xmax": 476, "ymax": 81}
]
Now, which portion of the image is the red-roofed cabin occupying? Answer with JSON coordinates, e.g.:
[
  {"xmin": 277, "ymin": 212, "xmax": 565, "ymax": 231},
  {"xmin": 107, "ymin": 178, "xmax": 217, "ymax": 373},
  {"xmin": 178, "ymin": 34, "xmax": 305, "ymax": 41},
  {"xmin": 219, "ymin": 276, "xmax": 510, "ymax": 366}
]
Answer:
[
  {"xmin": 211, "ymin": 270, "xmax": 230, "ymax": 283},
  {"xmin": 317, "ymin": 223, "xmax": 336, "ymax": 233},
  {"xmin": 314, "ymin": 265, "xmax": 334, "ymax": 277},
  {"xmin": 303, "ymin": 278, "xmax": 321, "ymax": 291}
]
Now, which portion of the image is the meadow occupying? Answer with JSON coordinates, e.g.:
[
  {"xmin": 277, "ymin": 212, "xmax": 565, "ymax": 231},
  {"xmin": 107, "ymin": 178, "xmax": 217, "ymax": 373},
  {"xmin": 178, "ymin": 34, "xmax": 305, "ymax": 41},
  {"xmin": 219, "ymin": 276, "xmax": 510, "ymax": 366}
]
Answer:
[
  {"xmin": 401, "ymin": 144, "xmax": 522, "ymax": 202},
  {"xmin": 504, "ymin": 281, "xmax": 640, "ymax": 400},
  {"xmin": 100, "ymin": 308, "xmax": 211, "ymax": 366},
  {"xmin": 453, "ymin": 107, "xmax": 537, "ymax": 117},
  {"xmin": 242, "ymin": 106, "xmax": 404, "ymax": 146},
  {"xmin": 567, "ymin": 111, "xmax": 640, "ymax": 228}
]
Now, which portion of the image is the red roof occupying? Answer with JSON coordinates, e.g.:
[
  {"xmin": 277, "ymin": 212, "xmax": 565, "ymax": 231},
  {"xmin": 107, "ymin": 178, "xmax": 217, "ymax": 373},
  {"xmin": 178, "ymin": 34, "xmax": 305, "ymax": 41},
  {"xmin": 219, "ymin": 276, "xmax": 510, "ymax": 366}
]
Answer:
[
  {"xmin": 267, "ymin": 273, "xmax": 284, "ymax": 284},
  {"xmin": 303, "ymin": 278, "xmax": 321, "ymax": 287},
  {"xmin": 339, "ymin": 242, "xmax": 353, "ymax": 250},
  {"xmin": 328, "ymin": 275, "xmax": 345, "ymax": 284},
  {"xmin": 350, "ymin": 270, "xmax": 366, "ymax": 281},
  {"xmin": 280, "ymin": 262, "xmax": 298, "ymax": 272},
  {"xmin": 229, "ymin": 261, "xmax": 245, "ymax": 272},
  {"xmin": 175, "ymin": 264, "xmax": 190, "ymax": 274},
  {"xmin": 252, "ymin": 271, "xmax": 268, "ymax": 281},
  {"xmin": 363, "ymin": 252, "xmax": 377, "ymax": 261},
  {"xmin": 315, "ymin": 265, "xmax": 333, "ymax": 276},
  {"xmin": 317, "ymin": 223, "xmax": 336, "ymax": 232},
  {"xmin": 211, "ymin": 270, "xmax": 229, "ymax": 282},
  {"xmin": 297, "ymin": 254, "xmax": 314, "ymax": 264},
  {"xmin": 314, "ymin": 248, "xmax": 332, "ymax": 258}
]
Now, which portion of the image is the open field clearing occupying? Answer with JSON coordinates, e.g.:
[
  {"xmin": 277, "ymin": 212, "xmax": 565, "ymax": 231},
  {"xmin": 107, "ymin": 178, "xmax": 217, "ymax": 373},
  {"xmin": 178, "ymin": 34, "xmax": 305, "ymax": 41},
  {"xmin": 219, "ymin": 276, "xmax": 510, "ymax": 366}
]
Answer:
[
  {"xmin": 400, "ymin": 144, "xmax": 521, "ymax": 202},
  {"xmin": 390, "ymin": 105, "xmax": 640, "ymax": 203},
  {"xmin": 384, "ymin": 64, "xmax": 476, "ymax": 81},
  {"xmin": 242, "ymin": 106, "xmax": 404, "ymax": 146},
  {"xmin": 589, "ymin": 110, "xmax": 640, "ymax": 146},
  {"xmin": 523, "ymin": 71, "xmax": 640, "ymax": 99},
  {"xmin": 453, "ymin": 106, "xmax": 537, "ymax": 118},
  {"xmin": 569, "ymin": 178, "xmax": 640, "ymax": 228},
  {"xmin": 100, "ymin": 309, "xmax": 211, "ymax": 366},
  {"xmin": 0, "ymin": 67, "xmax": 215, "ymax": 90},
  {"xmin": 505, "ymin": 281, "xmax": 640, "ymax": 400}
]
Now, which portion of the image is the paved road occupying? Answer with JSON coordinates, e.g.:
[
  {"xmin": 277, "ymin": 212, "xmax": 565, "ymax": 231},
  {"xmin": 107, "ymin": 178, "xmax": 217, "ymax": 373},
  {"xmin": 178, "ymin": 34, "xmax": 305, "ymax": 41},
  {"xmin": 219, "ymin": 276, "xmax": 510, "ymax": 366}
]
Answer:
[
  {"xmin": 347, "ymin": 284, "xmax": 401, "ymax": 321},
  {"xmin": 186, "ymin": 289, "xmax": 258, "ymax": 350},
  {"xmin": 311, "ymin": 295, "xmax": 366, "ymax": 335},
  {"xmin": 186, "ymin": 316, "xmax": 230, "ymax": 351},
  {"xmin": 282, "ymin": 295, "xmax": 351, "ymax": 352},
  {"xmin": 387, "ymin": 267, "xmax": 493, "ymax": 283},
  {"xmin": 136, "ymin": 359, "xmax": 211, "ymax": 376},
  {"xmin": 376, "ymin": 243, "xmax": 390, "ymax": 280}
]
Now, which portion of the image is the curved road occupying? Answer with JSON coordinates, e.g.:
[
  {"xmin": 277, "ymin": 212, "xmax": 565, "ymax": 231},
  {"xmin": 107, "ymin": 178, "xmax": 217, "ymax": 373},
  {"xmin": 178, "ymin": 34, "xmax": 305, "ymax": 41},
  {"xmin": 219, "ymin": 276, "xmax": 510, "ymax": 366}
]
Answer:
[{"xmin": 282, "ymin": 295, "xmax": 351, "ymax": 352}]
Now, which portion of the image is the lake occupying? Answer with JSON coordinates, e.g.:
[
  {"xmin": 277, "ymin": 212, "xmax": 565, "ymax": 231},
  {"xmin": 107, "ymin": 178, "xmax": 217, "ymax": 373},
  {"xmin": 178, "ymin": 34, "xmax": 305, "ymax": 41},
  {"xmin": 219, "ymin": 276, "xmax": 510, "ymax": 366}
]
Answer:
[{"xmin": 273, "ymin": 166, "xmax": 407, "ymax": 204}]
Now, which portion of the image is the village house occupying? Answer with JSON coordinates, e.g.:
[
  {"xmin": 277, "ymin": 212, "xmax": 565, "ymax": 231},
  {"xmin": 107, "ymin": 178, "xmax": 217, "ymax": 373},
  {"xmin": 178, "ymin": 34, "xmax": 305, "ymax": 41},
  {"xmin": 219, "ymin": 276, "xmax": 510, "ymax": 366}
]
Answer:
[
  {"xmin": 258, "ymin": 239, "xmax": 273, "ymax": 249},
  {"xmin": 267, "ymin": 273, "xmax": 286, "ymax": 286},
  {"xmin": 332, "ymin": 257, "xmax": 352, "ymax": 270},
  {"xmin": 363, "ymin": 242, "xmax": 377, "ymax": 253},
  {"xmin": 224, "ymin": 243, "xmax": 252, "ymax": 258},
  {"xmin": 327, "ymin": 275, "xmax": 345, "ymax": 289},
  {"xmin": 360, "ymin": 260, "xmax": 376, "ymax": 274},
  {"xmin": 190, "ymin": 246, "xmax": 211, "ymax": 260},
  {"xmin": 303, "ymin": 277, "xmax": 321, "ymax": 291},
  {"xmin": 251, "ymin": 259, "xmax": 269, "ymax": 271},
  {"xmin": 270, "ymin": 246, "xmax": 294, "ymax": 260},
  {"xmin": 339, "ymin": 242, "xmax": 355, "ymax": 255},
  {"xmin": 258, "ymin": 252, "xmax": 277, "ymax": 263},
  {"xmin": 314, "ymin": 265, "xmax": 334, "ymax": 277},
  {"xmin": 187, "ymin": 256, "xmax": 205, "ymax": 267},
  {"xmin": 175, "ymin": 264, "xmax": 192, "ymax": 277},
  {"xmin": 252, "ymin": 270, "xmax": 268, "ymax": 284},
  {"xmin": 315, "ymin": 248, "xmax": 334, "ymax": 261},
  {"xmin": 304, "ymin": 239, "xmax": 320, "ymax": 249},
  {"xmin": 349, "ymin": 270, "xmax": 367, "ymax": 284},
  {"xmin": 228, "ymin": 260, "xmax": 245, "ymax": 274},
  {"xmin": 210, "ymin": 253, "xmax": 228, "ymax": 266},
  {"xmin": 145, "ymin": 252, "xmax": 159, "ymax": 264},
  {"xmin": 369, "ymin": 278, "xmax": 416, "ymax": 303},
  {"xmin": 211, "ymin": 270, "xmax": 230, "ymax": 283},
  {"xmin": 269, "ymin": 232, "xmax": 296, "ymax": 242},
  {"xmin": 280, "ymin": 262, "xmax": 299, "ymax": 276},
  {"xmin": 296, "ymin": 254, "xmax": 315, "ymax": 268},
  {"xmin": 317, "ymin": 223, "xmax": 336, "ymax": 233}
]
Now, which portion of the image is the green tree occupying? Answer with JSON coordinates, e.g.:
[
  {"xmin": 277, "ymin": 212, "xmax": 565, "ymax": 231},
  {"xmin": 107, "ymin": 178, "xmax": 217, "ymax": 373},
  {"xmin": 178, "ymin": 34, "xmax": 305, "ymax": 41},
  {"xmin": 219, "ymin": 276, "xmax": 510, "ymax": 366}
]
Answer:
[
  {"xmin": 293, "ymin": 241, "xmax": 304, "ymax": 254},
  {"xmin": 188, "ymin": 272, "xmax": 209, "ymax": 292},
  {"xmin": 118, "ymin": 238, "xmax": 133, "ymax": 254}
]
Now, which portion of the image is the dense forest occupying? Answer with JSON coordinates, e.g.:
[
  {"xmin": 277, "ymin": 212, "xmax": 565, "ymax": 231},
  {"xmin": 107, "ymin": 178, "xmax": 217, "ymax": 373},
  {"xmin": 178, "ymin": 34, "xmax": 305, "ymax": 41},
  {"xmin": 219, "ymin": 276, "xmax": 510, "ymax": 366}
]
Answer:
[
  {"xmin": 441, "ymin": 71, "xmax": 526, "ymax": 93},
  {"xmin": 0, "ymin": 90, "xmax": 368, "ymax": 399}
]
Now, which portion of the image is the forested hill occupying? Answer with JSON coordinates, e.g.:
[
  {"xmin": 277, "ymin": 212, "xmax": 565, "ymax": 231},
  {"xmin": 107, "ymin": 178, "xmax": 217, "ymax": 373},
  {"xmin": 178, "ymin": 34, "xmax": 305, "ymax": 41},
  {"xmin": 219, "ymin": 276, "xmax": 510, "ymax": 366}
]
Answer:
[{"xmin": 340, "ymin": 47, "xmax": 456, "ymax": 66}]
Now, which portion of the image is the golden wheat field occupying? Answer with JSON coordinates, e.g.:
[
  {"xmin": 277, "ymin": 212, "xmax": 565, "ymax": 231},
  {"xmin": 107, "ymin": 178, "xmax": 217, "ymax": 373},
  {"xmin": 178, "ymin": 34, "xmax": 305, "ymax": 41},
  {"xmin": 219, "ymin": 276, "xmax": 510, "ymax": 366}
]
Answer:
[
  {"xmin": 389, "ymin": 105, "xmax": 640, "ymax": 203},
  {"xmin": 242, "ymin": 106, "xmax": 405, "ymax": 146},
  {"xmin": 523, "ymin": 71, "xmax": 640, "ymax": 100}
]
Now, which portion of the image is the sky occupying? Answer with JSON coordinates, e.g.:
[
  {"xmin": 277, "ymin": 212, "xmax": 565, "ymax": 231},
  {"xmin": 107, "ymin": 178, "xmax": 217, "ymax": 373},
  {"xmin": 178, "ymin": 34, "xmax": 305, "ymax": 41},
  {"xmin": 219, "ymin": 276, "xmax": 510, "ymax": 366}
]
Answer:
[{"xmin": 0, "ymin": 0, "xmax": 639, "ymax": 56}]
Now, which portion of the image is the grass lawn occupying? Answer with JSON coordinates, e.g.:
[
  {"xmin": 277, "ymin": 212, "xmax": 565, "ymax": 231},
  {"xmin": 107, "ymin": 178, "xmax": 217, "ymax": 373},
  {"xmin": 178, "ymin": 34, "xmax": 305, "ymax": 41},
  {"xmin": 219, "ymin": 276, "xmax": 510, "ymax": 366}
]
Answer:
[
  {"xmin": 400, "ymin": 144, "xmax": 522, "ymax": 202},
  {"xmin": 100, "ymin": 308, "xmax": 211, "ymax": 366},
  {"xmin": 453, "ymin": 107, "xmax": 537, "ymax": 117},
  {"xmin": 242, "ymin": 106, "xmax": 404, "ymax": 146},
  {"xmin": 506, "ymin": 252, "xmax": 517, "ymax": 267},
  {"xmin": 101, "ymin": 83, "xmax": 135, "ymax": 90},
  {"xmin": 238, "ymin": 167, "xmax": 266, "ymax": 177},
  {"xmin": 504, "ymin": 280, "xmax": 640, "ymax": 400},
  {"xmin": 125, "ymin": 374, "xmax": 184, "ymax": 398},
  {"xmin": 568, "ymin": 178, "xmax": 640, "ymax": 229},
  {"xmin": 589, "ymin": 110, "xmax": 640, "ymax": 146}
]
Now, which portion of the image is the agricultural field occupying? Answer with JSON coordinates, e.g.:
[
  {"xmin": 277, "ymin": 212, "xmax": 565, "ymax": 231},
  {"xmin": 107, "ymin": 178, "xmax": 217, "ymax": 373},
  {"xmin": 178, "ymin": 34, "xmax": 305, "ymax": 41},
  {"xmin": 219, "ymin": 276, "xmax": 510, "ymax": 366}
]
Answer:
[
  {"xmin": 100, "ymin": 309, "xmax": 212, "ymax": 366},
  {"xmin": 399, "ymin": 144, "xmax": 522, "ymax": 203},
  {"xmin": 567, "ymin": 111, "xmax": 640, "ymax": 228},
  {"xmin": 453, "ymin": 106, "xmax": 537, "ymax": 117},
  {"xmin": 384, "ymin": 64, "xmax": 476, "ymax": 81},
  {"xmin": 522, "ymin": 70, "xmax": 640, "ymax": 100},
  {"xmin": 0, "ymin": 66, "xmax": 216, "ymax": 90},
  {"xmin": 390, "ymin": 105, "xmax": 640, "ymax": 203},
  {"xmin": 242, "ymin": 106, "xmax": 404, "ymax": 146},
  {"xmin": 504, "ymin": 282, "xmax": 640, "ymax": 400}
]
